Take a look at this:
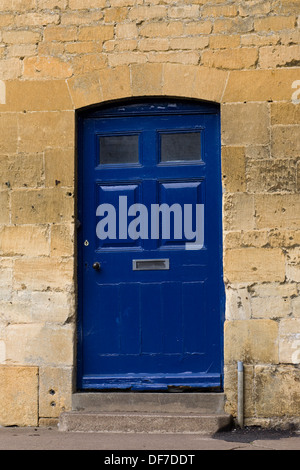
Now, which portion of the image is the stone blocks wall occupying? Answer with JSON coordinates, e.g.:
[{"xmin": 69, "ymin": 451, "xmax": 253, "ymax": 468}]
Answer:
[{"xmin": 0, "ymin": 0, "xmax": 299, "ymax": 427}]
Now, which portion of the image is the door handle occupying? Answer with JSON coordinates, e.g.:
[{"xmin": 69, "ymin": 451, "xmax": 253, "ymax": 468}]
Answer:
[{"xmin": 92, "ymin": 262, "xmax": 101, "ymax": 271}]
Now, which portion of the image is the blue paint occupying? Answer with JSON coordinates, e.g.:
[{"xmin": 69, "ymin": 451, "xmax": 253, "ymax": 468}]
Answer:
[{"xmin": 77, "ymin": 99, "xmax": 224, "ymax": 390}]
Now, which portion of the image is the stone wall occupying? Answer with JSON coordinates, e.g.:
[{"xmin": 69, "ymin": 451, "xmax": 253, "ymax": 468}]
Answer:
[{"xmin": 0, "ymin": 0, "xmax": 299, "ymax": 427}]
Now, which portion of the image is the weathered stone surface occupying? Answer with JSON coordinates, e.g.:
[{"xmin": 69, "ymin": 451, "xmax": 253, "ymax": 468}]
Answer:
[
  {"xmin": 5, "ymin": 324, "xmax": 74, "ymax": 366},
  {"xmin": 255, "ymin": 195, "xmax": 300, "ymax": 230},
  {"xmin": 223, "ymin": 194, "xmax": 255, "ymax": 231},
  {"xmin": 0, "ymin": 366, "xmax": 38, "ymax": 426},
  {"xmin": 279, "ymin": 319, "xmax": 300, "ymax": 364},
  {"xmin": 51, "ymin": 224, "xmax": 74, "ymax": 257},
  {"xmin": 272, "ymin": 126, "xmax": 300, "ymax": 158},
  {"xmin": 44, "ymin": 148, "xmax": 74, "ymax": 188},
  {"xmin": 67, "ymin": 71, "xmax": 103, "ymax": 109},
  {"xmin": 224, "ymin": 320, "xmax": 279, "ymax": 364},
  {"xmin": 0, "ymin": 153, "xmax": 44, "ymax": 189},
  {"xmin": 223, "ymin": 69, "xmax": 300, "ymax": 102},
  {"xmin": 222, "ymin": 103, "xmax": 269, "ymax": 145},
  {"xmin": 254, "ymin": 365, "xmax": 300, "ymax": 417},
  {"xmin": 285, "ymin": 247, "xmax": 300, "ymax": 282},
  {"xmin": 0, "ymin": 80, "xmax": 73, "ymax": 112},
  {"xmin": 131, "ymin": 63, "xmax": 163, "ymax": 96},
  {"xmin": 224, "ymin": 248, "xmax": 285, "ymax": 283},
  {"xmin": 222, "ymin": 146, "xmax": 246, "ymax": 192},
  {"xmin": 246, "ymin": 159, "xmax": 297, "ymax": 193},
  {"xmin": 13, "ymin": 258, "xmax": 74, "ymax": 290},
  {"xmin": 0, "ymin": 225, "xmax": 49, "ymax": 256},
  {"xmin": 11, "ymin": 188, "xmax": 74, "ymax": 224},
  {"xmin": 39, "ymin": 367, "xmax": 73, "ymax": 418},
  {"xmin": 18, "ymin": 111, "xmax": 74, "ymax": 153}
]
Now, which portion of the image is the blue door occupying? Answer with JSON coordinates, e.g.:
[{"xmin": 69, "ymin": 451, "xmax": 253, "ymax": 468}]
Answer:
[{"xmin": 77, "ymin": 99, "xmax": 224, "ymax": 390}]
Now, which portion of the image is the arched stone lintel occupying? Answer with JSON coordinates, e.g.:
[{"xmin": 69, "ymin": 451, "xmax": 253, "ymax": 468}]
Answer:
[
  {"xmin": 67, "ymin": 63, "xmax": 229, "ymax": 110},
  {"xmin": 67, "ymin": 64, "xmax": 300, "ymax": 110}
]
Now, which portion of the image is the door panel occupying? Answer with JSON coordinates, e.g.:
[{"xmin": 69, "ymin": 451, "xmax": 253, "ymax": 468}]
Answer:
[{"xmin": 77, "ymin": 99, "xmax": 224, "ymax": 390}]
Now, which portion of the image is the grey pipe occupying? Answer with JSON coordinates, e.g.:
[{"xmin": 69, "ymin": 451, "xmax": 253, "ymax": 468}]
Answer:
[{"xmin": 237, "ymin": 361, "xmax": 244, "ymax": 428}]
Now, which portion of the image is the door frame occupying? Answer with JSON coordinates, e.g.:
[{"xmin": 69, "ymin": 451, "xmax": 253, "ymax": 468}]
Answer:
[{"xmin": 76, "ymin": 97, "xmax": 225, "ymax": 391}]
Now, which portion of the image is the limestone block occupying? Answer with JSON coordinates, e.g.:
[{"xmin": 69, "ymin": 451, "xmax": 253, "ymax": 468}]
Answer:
[
  {"xmin": 223, "ymin": 69, "xmax": 300, "ymax": 103},
  {"xmin": 223, "ymin": 193, "xmax": 255, "ymax": 231},
  {"xmin": 67, "ymin": 71, "xmax": 103, "ymax": 109},
  {"xmin": 39, "ymin": 366, "xmax": 73, "ymax": 418},
  {"xmin": 163, "ymin": 64, "xmax": 228, "ymax": 103},
  {"xmin": 260, "ymin": 45, "xmax": 300, "ymax": 68},
  {"xmin": 268, "ymin": 229, "xmax": 300, "ymax": 248},
  {"xmin": 246, "ymin": 159, "xmax": 297, "ymax": 193},
  {"xmin": 0, "ymin": 80, "xmax": 73, "ymax": 111},
  {"xmin": 13, "ymin": 257, "xmax": 74, "ymax": 290},
  {"xmin": 11, "ymin": 188, "xmax": 74, "ymax": 224},
  {"xmin": 251, "ymin": 296, "xmax": 291, "ymax": 319},
  {"xmin": 271, "ymin": 102, "xmax": 300, "ymax": 125},
  {"xmin": 131, "ymin": 63, "xmax": 163, "ymax": 96},
  {"xmin": 254, "ymin": 16, "xmax": 296, "ymax": 32},
  {"xmin": 99, "ymin": 65, "xmax": 131, "ymax": 101},
  {"xmin": 14, "ymin": 12, "xmax": 60, "ymax": 27},
  {"xmin": 44, "ymin": 25, "xmax": 77, "ymax": 42},
  {"xmin": 128, "ymin": 5, "xmax": 167, "ymax": 21},
  {"xmin": 222, "ymin": 103, "xmax": 269, "ymax": 146},
  {"xmin": 51, "ymin": 224, "xmax": 74, "ymax": 257},
  {"xmin": 108, "ymin": 52, "xmax": 147, "ymax": 67},
  {"xmin": 44, "ymin": 148, "xmax": 74, "ymax": 188},
  {"xmin": 225, "ymin": 286, "xmax": 251, "ymax": 320},
  {"xmin": 30, "ymin": 291, "xmax": 75, "ymax": 323},
  {"xmin": 71, "ymin": 53, "xmax": 107, "ymax": 75},
  {"xmin": 0, "ymin": 154, "xmax": 44, "ymax": 189},
  {"xmin": 18, "ymin": 111, "xmax": 74, "ymax": 153},
  {"xmin": 254, "ymin": 365, "xmax": 300, "ymax": 417},
  {"xmin": 23, "ymin": 57, "xmax": 73, "ymax": 79},
  {"xmin": 0, "ymin": 191, "xmax": 10, "ymax": 224},
  {"xmin": 201, "ymin": 48, "xmax": 258, "ymax": 70},
  {"xmin": 224, "ymin": 248, "xmax": 285, "ymax": 283},
  {"xmin": 140, "ymin": 22, "xmax": 184, "ymax": 38},
  {"xmin": 272, "ymin": 126, "xmax": 300, "ymax": 158},
  {"xmin": 68, "ymin": 0, "xmax": 106, "ymax": 7},
  {"xmin": 5, "ymin": 323, "xmax": 74, "ymax": 366},
  {"xmin": 0, "ymin": 365, "xmax": 38, "ymax": 426},
  {"xmin": 38, "ymin": 0, "xmax": 67, "ymax": 7},
  {"xmin": 221, "ymin": 146, "xmax": 246, "ymax": 192},
  {"xmin": 0, "ymin": 113, "xmax": 18, "ymax": 153},
  {"xmin": 286, "ymin": 247, "xmax": 300, "ymax": 282},
  {"xmin": 0, "ymin": 57, "xmax": 22, "ymax": 80},
  {"xmin": 2, "ymin": 30, "xmax": 41, "ymax": 44},
  {"xmin": 78, "ymin": 25, "xmax": 114, "ymax": 42},
  {"xmin": 213, "ymin": 17, "xmax": 253, "ymax": 34},
  {"xmin": 0, "ymin": 225, "xmax": 49, "ymax": 256},
  {"xmin": 60, "ymin": 10, "xmax": 104, "ymax": 25},
  {"xmin": 279, "ymin": 319, "xmax": 300, "ymax": 364},
  {"xmin": 255, "ymin": 194, "xmax": 300, "ymax": 230},
  {"xmin": 1, "ymin": 290, "xmax": 75, "ymax": 324},
  {"xmin": 224, "ymin": 319, "xmax": 279, "ymax": 364}
]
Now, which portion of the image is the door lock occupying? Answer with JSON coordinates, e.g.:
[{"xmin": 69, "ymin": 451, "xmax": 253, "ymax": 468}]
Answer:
[{"xmin": 92, "ymin": 262, "xmax": 101, "ymax": 271}]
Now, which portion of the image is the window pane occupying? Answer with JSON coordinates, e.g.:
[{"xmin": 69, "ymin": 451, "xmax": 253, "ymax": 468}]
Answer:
[
  {"xmin": 160, "ymin": 132, "xmax": 201, "ymax": 162},
  {"xmin": 99, "ymin": 135, "xmax": 139, "ymax": 164}
]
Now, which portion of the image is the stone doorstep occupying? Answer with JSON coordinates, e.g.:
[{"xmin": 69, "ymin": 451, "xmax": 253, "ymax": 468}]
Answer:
[
  {"xmin": 58, "ymin": 411, "xmax": 232, "ymax": 434},
  {"xmin": 58, "ymin": 393, "xmax": 232, "ymax": 434}
]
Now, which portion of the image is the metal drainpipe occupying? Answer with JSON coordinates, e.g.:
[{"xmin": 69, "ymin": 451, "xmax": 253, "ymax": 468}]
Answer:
[{"xmin": 237, "ymin": 361, "xmax": 244, "ymax": 428}]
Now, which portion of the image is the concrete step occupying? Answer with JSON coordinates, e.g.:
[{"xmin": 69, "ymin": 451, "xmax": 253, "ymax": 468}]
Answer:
[
  {"xmin": 58, "ymin": 393, "xmax": 232, "ymax": 434},
  {"xmin": 59, "ymin": 411, "xmax": 232, "ymax": 434},
  {"xmin": 72, "ymin": 392, "xmax": 226, "ymax": 414}
]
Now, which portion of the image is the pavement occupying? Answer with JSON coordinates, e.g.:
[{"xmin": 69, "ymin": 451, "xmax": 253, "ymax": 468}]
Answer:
[{"xmin": 0, "ymin": 425, "xmax": 299, "ymax": 451}]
